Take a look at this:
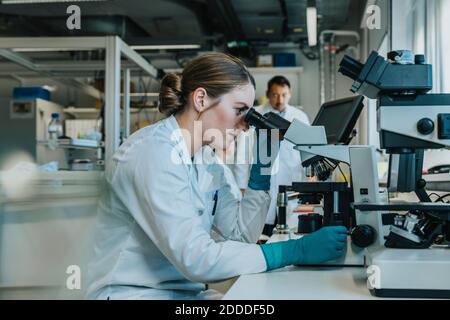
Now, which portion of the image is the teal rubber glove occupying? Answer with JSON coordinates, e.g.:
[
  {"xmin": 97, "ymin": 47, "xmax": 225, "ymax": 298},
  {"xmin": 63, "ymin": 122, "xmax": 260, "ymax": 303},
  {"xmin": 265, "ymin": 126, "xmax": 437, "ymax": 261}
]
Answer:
[
  {"xmin": 260, "ymin": 226, "xmax": 348, "ymax": 271},
  {"xmin": 248, "ymin": 128, "xmax": 281, "ymax": 191}
]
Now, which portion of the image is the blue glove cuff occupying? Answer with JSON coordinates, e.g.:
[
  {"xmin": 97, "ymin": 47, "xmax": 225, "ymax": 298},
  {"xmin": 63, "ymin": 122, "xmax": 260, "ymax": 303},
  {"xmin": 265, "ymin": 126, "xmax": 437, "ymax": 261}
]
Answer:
[
  {"xmin": 248, "ymin": 165, "xmax": 271, "ymax": 191},
  {"xmin": 248, "ymin": 128, "xmax": 280, "ymax": 191},
  {"xmin": 260, "ymin": 240, "xmax": 303, "ymax": 271}
]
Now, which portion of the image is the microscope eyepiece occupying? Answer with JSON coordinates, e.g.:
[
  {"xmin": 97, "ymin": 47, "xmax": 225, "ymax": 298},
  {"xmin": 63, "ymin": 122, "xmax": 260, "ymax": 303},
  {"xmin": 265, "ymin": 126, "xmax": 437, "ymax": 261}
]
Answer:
[
  {"xmin": 245, "ymin": 108, "xmax": 272, "ymax": 129},
  {"xmin": 338, "ymin": 55, "xmax": 364, "ymax": 81},
  {"xmin": 245, "ymin": 108, "xmax": 291, "ymax": 136},
  {"xmin": 338, "ymin": 51, "xmax": 433, "ymax": 99}
]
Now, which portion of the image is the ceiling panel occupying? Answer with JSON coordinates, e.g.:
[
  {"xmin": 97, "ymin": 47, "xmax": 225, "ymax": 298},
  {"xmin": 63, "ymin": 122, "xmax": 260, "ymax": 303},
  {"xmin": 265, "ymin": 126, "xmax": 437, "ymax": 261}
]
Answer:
[
  {"xmin": 239, "ymin": 15, "xmax": 285, "ymax": 40},
  {"xmin": 231, "ymin": 0, "xmax": 281, "ymax": 14},
  {"xmin": 231, "ymin": 0, "xmax": 283, "ymax": 40}
]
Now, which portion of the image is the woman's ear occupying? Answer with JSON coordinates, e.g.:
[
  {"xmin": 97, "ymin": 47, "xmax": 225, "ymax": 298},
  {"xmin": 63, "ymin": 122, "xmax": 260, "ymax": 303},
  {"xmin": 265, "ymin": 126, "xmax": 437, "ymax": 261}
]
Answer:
[{"xmin": 192, "ymin": 87, "xmax": 208, "ymax": 113}]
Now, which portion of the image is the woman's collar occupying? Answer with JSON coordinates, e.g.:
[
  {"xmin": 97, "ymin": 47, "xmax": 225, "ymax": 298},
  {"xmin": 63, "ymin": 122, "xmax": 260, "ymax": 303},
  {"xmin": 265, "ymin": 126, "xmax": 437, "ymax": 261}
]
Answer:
[{"xmin": 164, "ymin": 115, "xmax": 193, "ymax": 166}]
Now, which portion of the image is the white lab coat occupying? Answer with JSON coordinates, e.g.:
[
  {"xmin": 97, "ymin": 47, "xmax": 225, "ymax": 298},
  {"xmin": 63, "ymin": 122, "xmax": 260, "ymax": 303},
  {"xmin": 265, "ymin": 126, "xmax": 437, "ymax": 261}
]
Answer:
[
  {"xmin": 233, "ymin": 104, "xmax": 310, "ymax": 225},
  {"xmin": 85, "ymin": 115, "xmax": 270, "ymax": 300}
]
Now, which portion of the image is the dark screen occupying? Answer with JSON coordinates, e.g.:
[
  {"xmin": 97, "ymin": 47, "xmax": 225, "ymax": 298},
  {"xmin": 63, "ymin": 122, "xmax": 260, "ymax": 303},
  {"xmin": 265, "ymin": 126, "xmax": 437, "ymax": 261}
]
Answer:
[{"xmin": 312, "ymin": 97, "xmax": 363, "ymax": 145}]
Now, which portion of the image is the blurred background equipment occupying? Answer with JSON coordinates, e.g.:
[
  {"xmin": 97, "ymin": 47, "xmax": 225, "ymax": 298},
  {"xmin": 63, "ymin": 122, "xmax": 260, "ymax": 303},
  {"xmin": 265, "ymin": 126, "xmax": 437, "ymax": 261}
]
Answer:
[{"xmin": 0, "ymin": 96, "xmax": 67, "ymax": 169}]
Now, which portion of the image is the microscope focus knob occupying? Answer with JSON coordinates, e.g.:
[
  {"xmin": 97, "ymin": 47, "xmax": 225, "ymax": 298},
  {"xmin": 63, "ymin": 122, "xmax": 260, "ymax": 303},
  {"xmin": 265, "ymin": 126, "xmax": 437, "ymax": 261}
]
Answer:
[
  {"xmin": 417, "ymin": 118, "xmax": 435, "ymax": 135},
  {"xmin": 351, "ymin": 225, "xmax": 376, "ymax": 248}
]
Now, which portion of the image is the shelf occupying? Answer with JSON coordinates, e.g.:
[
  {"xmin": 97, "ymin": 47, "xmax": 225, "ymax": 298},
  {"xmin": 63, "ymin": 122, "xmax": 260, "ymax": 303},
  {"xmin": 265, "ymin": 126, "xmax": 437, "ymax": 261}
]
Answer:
[
  {"xmin": 248, "ymin": 66, "xmax": 304, "ymax": 74},
  {"xmin": 164, "ymin": 67, "xmax": 304, "ymax": 75},
  {"xmin": 63, "ymin": 107, "xmax": 100, "ymax": 118},
  {"xmin": 63, "ymin": 107, "xmax": 158, "ymax": 118},
  {"xmin": 424, "ymin": 173, "xmax": 450, "ymax": 192},
  {"xmin": 37, "ymin": 139, "xmax": 104, "ymax": 150},
  {"xmin": 120, "ymin": 92, "xmax": 159, "ymax": 98},
  {"xmin": 424, "ymin": 173, "xmax": 450, "ymax": 183}
]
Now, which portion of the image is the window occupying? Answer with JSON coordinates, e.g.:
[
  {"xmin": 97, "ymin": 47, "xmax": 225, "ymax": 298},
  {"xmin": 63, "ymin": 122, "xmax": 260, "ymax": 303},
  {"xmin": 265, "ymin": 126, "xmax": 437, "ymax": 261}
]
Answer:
[
  {"xmin": 389, "ymin": 0, "xmax": 450, "ymax": 169},
  {"xmin": 390, "ymin": 0, "xmax": 450, "ymax": 92},
  {"xmin": 440, "ymin": 0, "xmax": 450, "ymax": 92}
]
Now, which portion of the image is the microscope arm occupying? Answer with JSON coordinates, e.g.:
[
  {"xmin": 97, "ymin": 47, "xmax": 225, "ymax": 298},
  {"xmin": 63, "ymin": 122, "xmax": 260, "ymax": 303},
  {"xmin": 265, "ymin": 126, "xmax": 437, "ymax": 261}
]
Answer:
[{"xmin": 283, "ymin": 119, "xmax": 328, "ymax": 146}]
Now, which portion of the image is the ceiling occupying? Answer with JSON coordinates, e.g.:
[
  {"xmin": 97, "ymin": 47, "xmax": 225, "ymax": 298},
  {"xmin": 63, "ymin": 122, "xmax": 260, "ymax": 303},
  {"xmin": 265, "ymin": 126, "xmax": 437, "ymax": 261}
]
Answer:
[
  {"xmin": 0, "ymin": 0, "xmax": 364, "ymax": 47},
  {"xmin": 0, "ymin": 0, "xmax": 365, "ymax": 71}
]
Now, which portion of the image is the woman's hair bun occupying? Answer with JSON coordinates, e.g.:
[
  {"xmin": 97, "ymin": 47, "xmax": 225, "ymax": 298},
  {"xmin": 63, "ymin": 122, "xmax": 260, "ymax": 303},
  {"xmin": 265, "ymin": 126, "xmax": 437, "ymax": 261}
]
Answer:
[{"xmin": 158, "ymin": 73, "xmax": 184, "ymax": 117}]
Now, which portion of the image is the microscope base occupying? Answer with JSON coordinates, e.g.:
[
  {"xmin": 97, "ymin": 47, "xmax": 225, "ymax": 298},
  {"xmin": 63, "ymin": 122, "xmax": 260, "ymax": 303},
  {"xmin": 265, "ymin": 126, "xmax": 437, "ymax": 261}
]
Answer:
[{"xmin": 367, "ymin": 247, "xmax": 450, "ymax": 299}]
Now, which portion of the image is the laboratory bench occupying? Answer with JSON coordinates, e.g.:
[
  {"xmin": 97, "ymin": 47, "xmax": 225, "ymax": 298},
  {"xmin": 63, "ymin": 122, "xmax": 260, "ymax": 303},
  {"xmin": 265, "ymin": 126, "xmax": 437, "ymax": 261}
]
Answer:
[
  {"xmin": 223, "ymin": 265, "xmax": 376, "ymax": 300},
  {"xmin": 223, "ymin": 227, "xmax": 382, "ymax": 300},
  {"xmin": 224, "ymin": 211, "xmax": 409, "ymax": 300}
]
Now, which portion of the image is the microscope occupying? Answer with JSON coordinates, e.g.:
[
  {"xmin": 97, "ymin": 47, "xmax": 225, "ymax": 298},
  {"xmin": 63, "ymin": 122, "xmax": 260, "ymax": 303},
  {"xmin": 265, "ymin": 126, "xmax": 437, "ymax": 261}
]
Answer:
[
  {"xmin": 338, "ymin": 50, "xmax": 450, "ymax": 298},
  {"xmin": 246, "ymin": 95, "xmax": 376, "ymax": 267},
  {"xmin": 246, "ymin": 50, "xmax": 450, "ymax": 298}
]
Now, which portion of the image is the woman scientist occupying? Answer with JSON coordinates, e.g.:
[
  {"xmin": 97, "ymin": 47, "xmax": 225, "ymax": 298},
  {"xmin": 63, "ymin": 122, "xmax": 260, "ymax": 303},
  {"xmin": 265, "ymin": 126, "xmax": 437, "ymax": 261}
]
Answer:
[{"xmin": 86, "ymin": 53, "xmax": 347, "ymax": 300}]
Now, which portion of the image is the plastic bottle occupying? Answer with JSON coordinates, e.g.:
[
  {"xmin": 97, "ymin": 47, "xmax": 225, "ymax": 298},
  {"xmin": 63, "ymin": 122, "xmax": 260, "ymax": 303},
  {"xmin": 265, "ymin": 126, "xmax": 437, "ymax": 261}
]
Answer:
[
  {"xmin": 48, "ymin": 113, "xmax": 63, "ymax": 150},
  {"xmin": 48, "ymin": 113, "xmax": 63, "ymax": 140}
]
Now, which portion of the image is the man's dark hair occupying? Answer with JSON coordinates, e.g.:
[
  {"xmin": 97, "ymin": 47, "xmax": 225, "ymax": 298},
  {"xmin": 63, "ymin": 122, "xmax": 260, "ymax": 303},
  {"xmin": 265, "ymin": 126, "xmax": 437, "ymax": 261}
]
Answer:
[{"xmin": 267, "ymin": 76, "xmax": 291, "ymax": 92}]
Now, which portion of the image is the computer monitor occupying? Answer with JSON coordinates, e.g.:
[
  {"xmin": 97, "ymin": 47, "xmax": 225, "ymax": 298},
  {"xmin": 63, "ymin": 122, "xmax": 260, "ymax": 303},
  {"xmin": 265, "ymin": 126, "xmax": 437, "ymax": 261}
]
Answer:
[{"xmin": 312, "ymin": 95, "xmax": 365, "ymax": 145}]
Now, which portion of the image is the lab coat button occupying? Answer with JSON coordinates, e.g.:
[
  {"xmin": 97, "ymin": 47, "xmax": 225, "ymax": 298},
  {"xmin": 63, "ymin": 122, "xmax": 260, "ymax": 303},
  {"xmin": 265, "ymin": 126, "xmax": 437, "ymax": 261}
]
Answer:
[{"xmin": 198, "ymin": 210, "xmax": 204, "ymax": 216}]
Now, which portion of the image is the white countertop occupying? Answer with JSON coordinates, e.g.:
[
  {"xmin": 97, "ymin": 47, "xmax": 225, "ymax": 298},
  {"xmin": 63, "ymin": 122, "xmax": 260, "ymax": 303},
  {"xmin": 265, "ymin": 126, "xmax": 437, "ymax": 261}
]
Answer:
[
  {"xmin": 224, "ymin": 226, "xmax": 438, "ymax": 300},
  {"xmin": 224, "ymin": 229, "xmax": 381, "ymax": 300},
  {"xmin": 224, "ymin": 223, "xmax": 392, "ymax": 300},
  {"xmin": 223, "ymin": 265, "xmax": 381, "ymax": 300}
]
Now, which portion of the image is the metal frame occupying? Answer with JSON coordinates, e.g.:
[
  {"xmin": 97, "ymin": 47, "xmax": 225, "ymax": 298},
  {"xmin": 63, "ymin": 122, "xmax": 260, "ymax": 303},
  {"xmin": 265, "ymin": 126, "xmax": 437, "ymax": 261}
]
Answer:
[
  {"xmin": 123, "ymin": 68, "xmax": 131, "ymax": 138},
  {"xmin": 0, "ymin": 36, "xmax": 158, "ymax": 169},
  {"xmin": 0, "ymin": 48, "xmax": 104, "ymax": 100},
  {"xmin": 0, "ymin": 60, "xmax": 147, "ymax": 75}
]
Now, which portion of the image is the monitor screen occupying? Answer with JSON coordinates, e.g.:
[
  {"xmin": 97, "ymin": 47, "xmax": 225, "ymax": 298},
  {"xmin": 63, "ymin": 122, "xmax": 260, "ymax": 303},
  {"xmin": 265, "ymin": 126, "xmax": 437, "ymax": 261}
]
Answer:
[{"xmin": 312, "ymin": 96, "xmax": 364, "ymax": 145}]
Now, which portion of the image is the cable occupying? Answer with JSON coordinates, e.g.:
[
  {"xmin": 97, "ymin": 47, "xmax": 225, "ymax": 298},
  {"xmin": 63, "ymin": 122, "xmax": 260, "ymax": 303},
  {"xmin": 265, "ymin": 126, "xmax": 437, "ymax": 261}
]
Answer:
[
  {"xmin": 317, "ymin": 158, "xmax": 348, "ymax": 184},
  {"xmin": 323, "ymin": 158, "xmax": 337, "ymax": 170},
  {"xmin": 435, "ymin": 193, "xmax": 450, "ymax": 203},
  {"xmin": 337, "ymin": 164, "xmax": 348, "ymax": 185},
  {"xmin": 429, "ymin": 192, "xmax": 442, "ymax": 198},
  {"xmin": 429, "ymin": 192, "xmax": 444, "ymax": 202}
]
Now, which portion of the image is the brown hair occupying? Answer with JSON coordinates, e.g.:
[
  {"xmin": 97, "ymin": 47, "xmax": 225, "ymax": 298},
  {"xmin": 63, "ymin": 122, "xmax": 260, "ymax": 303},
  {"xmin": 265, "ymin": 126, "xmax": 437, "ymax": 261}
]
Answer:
[
  {"xmin": 158, "ymin": 53, "xmax": 255, "ymax": 117},
  {"xmin": 267, "ymin": 75, "xmax": 291, "ymax": 92}
]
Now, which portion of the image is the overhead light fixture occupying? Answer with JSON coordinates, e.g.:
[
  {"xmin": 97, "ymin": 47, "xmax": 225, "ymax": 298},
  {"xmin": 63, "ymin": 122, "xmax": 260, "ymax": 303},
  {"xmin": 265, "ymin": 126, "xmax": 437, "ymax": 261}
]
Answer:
[
  {"xmin": 2, "ymin": 0, "xmax": 107, "ymax": 4},
  {"xmin": 306, "ymin": 0, "xmax": 318, "ymax": 47},
  {"xmin": 130, "ymin": 44, "xmax": 201, "ymax": 51},
  {"xmin": 12, "ymin": 48, "xmax": 92, "ymax": 52}
]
